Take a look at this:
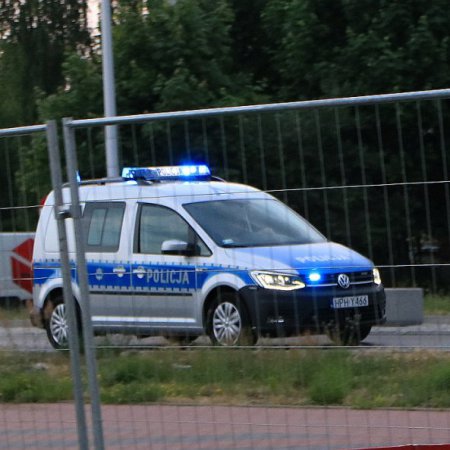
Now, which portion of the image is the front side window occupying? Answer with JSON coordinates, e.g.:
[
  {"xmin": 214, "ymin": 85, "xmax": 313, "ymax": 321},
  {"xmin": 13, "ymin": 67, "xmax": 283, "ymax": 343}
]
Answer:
[
  {"xmin": 184, "ymin": 198, "xmax": 326, "ymax": 248},
  {"xmin": 136, "ymin": 204, "xmax": 210, "ymax": 256},
  {"xmin": 83, "ymin": 202, "xmax": 125, "ymax": 252}
]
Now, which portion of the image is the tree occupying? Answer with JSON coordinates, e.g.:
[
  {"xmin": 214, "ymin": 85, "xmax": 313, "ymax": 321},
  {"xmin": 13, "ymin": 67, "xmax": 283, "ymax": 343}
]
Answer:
[
  {"xmin": 0, "ymin": 0, "xmax": 91, "ymax": 126},
  {"xmin": 24, "ymin": 0, "xmax": 267, "ymax": 193},
  {"xmin": 260, "ymin": 0, "xmax": 450, "ymax": 288},
  {"xmin": 8, "ymin": 0, "xmax": 450, "ymax": 290},
  {"xmin": 261, "ymin": 0, "xmax": 450, "ymax": 100}
]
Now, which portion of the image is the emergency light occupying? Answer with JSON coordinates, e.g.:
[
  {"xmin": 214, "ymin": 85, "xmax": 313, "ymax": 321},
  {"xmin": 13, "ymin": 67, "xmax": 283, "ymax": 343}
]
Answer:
[
  {"xmin": 121, "ymin": 165, "xmax": 211, "ymax": 181},
  {"xmin": 308, "ymin": 272, "xmax": 321, "ymax": 282}
]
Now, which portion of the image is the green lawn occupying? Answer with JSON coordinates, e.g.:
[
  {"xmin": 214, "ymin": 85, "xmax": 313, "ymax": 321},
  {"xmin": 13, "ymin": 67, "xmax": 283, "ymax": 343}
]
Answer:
[
  {"xmin": 424, "ymin": 294, "xmax": 450, "ymax": 315},
  {"xmin": 0, "ymin": 293, "xmax": 448, "ymax": 408},
  {"xmin": 2, "ymin": 348, "xmax": 450, "ymax": 409}
]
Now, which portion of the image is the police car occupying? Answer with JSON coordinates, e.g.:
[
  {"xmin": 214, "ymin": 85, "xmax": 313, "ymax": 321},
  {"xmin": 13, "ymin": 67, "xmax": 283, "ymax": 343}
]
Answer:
[{"xmin": 31, "ymin": 165, "xmax": 385, "ymax": 348}]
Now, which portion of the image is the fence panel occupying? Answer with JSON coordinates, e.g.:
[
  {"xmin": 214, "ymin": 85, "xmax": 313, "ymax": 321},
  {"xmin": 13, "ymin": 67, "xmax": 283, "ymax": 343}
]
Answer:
[
  {"xmin": 66, "ymin": 90, "xmax": 450, "ymax": 293},
  {"xmin": 2, "ymin": 89, "xmax": 450, "ymax": 449},
  {"xmin": 58, "ymin": 90, "xmax": 450, "ymax": 449},
  {"xmin": 0, "ymin": 123, "xmax": 94, "ymax": 450},
  {"xmin": 0, "ymin": 124, "xmax": 51, "ymax": 352}
]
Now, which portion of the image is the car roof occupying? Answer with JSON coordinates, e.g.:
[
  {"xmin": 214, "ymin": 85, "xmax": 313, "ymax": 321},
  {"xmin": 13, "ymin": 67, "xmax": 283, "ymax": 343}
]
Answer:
[{"xmin": 52, "ymin": 180, "xmax": 269, "ymax": 207}]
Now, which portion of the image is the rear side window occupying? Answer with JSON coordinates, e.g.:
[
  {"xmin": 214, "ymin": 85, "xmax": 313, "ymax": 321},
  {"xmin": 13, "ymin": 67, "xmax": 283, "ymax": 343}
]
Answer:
[{"xmin": 83, "ymin": 202, "xmax": 125, "ymax": 252}]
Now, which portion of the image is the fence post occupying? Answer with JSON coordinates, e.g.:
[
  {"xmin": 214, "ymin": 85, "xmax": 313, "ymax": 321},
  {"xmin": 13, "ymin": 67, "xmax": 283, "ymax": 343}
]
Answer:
[
  {"xmin": 46, "ymin": 120, "xmax": 90, "ymax": 450},
  {"xmin": 62, "ymin": 118, "xmax": 105, "ymax": 450}
]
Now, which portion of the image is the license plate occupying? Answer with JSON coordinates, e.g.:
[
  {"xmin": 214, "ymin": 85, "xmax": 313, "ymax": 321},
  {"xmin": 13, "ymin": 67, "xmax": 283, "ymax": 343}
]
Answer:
[{"xmin": 331, "ymin": 295, "xmax": 369, "ymax": 309}]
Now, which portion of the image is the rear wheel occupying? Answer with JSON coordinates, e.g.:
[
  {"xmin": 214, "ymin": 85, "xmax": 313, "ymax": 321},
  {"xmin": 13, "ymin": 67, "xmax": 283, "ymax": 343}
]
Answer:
[
  {"xmin": 44, "ymin": 296, "xmax": 81, "ymax": 350},
  {"xmin": 206, "ymin": 293, "xmax": 257, "ymax": 346}
]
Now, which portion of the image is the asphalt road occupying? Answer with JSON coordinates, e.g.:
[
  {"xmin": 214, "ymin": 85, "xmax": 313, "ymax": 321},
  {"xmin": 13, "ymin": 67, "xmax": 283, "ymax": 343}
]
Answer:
[
  {"xmin": 2, "ymin": 316, "xmax": 450, "ymax": 351},
  {"xmin": 363, "ymin": 316, "xmax": 450, "ymax": 349}
]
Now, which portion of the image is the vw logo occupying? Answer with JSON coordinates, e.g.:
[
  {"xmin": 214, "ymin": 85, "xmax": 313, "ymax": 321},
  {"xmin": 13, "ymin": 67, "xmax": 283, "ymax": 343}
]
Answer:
[{"xmin": 337, "ymin": 273, "xmax": 350, "ymax": 289}]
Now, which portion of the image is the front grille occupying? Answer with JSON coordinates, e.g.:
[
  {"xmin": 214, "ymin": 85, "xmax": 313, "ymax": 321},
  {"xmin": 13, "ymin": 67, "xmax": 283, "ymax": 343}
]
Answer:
[{"xmin": 307, "ymin": 270, "xmax": 373, "ymax": 287}]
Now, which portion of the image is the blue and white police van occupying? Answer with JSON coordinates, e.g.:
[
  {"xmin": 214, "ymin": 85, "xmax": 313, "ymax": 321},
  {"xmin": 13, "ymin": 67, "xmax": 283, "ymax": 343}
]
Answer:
[{"xmin": 31, "ymin": 165, "xmax": 385, "ymax": 348}]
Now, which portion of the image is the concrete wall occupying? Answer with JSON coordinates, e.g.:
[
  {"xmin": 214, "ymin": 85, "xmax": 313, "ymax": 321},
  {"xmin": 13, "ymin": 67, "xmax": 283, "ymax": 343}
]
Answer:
[{"xmin": 384, "ymin": 288, "xmax": 424, "ymax": 325}]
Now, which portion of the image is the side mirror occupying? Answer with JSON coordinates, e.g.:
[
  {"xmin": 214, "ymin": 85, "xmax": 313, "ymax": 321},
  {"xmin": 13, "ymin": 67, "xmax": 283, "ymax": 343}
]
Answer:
[{"xmin": 161, "ymin": 239, "xmax": 196, "ymax": 256}]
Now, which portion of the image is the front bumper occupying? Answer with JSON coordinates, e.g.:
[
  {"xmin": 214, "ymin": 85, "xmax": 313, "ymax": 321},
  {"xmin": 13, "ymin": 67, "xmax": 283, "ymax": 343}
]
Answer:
[{"xmin": 240, "ymin": 284, "xmax": 386, "ymax": 337}]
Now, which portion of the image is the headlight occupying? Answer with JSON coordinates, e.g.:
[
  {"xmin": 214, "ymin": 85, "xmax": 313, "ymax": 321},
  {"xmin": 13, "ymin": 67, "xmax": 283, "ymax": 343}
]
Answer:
[
  {"xmin": 251, "ymin": 271, "xmax": 306, "ymax": 291},
  {"xmin": 373, "ymin": 268, "xmax": 382, "ymax": 285}
]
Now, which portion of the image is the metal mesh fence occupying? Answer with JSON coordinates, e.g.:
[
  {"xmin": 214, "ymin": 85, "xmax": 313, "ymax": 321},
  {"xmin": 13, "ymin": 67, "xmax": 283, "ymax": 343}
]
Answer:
[
  {"xmin": 2, "ymin": 91, "xmax": 450, "ymax": 449},
  {"xmin": 0, "ymin": 123, "xmax": 89, "ymax": 449},
  {"xmin": 70, "ymin": 95, "xmax": 450, "ymax": 292},
  {"xmin": 0, "ymin": 126, "xmax": 48, "ymax": 348}
]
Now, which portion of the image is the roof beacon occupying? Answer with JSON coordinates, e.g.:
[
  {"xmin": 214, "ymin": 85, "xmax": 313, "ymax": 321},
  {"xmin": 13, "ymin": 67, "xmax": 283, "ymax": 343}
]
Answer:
[{"xmin": 121, "ymin": 165, "xmax": 211, "ymax": 182}]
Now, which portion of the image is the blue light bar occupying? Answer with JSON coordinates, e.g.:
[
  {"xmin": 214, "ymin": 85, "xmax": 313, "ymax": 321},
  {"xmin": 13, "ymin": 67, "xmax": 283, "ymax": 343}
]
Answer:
[{"xmin": 121, "ymin": 165, "xmax": 211, "ymax": 181}]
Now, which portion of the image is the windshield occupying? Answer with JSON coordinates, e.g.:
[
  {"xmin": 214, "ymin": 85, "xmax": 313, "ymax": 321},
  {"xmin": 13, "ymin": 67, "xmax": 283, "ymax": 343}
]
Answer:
[{"xmin": 184, "ymin": 198, "xmax": 326, "ymax": 248}]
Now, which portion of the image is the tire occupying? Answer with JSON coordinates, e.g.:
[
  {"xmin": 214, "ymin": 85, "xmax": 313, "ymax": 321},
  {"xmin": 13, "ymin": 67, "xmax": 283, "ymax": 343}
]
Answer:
[
  {"xmin": 206, "ymin": 293, "xmax": 257, "ymax": 346},
  {"xmin": 328, "ymin": 323, "xmax": 372, "ymax": 346},
  {"xmin": 44, "ymin": 296, "xmax": 81, "ymax": 350}
]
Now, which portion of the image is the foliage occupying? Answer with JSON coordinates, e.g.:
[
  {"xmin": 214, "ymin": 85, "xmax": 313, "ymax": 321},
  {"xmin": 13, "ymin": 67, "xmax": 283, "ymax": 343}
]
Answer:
[
  {"xmin": 3, "ymin": 349, "xmax": 450, "ymax": 408},
  {"xmin": 31, "ymin": 0, "xmax": 268, "ymax": 188},
  {"xmin": 2, "ymin": 0, "xmax": 450, "ymax": 287},
  {"xmin": 262, "ymin": 0, "xmax": 450, "ymax": 100},
  {"xmin": 0, "ymin": 0, "xmax": 90, "ymax": 127},
  {"xmin": 424, "ymin": 294, "xmax": 450, "ymax": 315},
  {"xmin": 36, "ymin": 0, "xmax": 266, "ymax": 119},
  {"xmin": 3, "ymin": 0, "xmax": 450, "ymax": 127},
  {"xmin": 258, "ymin": 0, "xmax": 450, "ymax": 287}
]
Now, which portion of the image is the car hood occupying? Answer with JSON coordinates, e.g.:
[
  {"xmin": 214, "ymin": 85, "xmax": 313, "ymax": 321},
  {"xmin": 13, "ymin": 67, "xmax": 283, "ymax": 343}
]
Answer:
[{"xmin": 225, "ymin": 241, "xmax": 373, "ymax": 274}]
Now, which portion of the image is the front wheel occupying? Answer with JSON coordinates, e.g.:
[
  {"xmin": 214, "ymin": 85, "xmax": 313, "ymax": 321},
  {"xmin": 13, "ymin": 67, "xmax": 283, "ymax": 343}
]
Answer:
[
  {"xmin": 327, "ymin": 323, "xmax": 372, "ymax": 346},
  {"xmin": 206, "ymin": 293, "xmax": 257, "ymax": 346}
]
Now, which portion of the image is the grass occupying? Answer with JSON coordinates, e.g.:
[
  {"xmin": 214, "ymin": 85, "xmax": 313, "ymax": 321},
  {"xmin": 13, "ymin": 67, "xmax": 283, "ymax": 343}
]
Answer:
[
  {"xmin": 2, "ymin": 348, "xmax": 450, "ymax": 408},
  {"xmin": 0, "ymin": 301, "xmax": 29, "ymax": 323},
  {"xmin": 424, "ymin": 294, "xmax": 450, "ymax": 315},
  {"xmin": 0, "ymin": 294, "xmax": 447, "ymax": 408}
]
